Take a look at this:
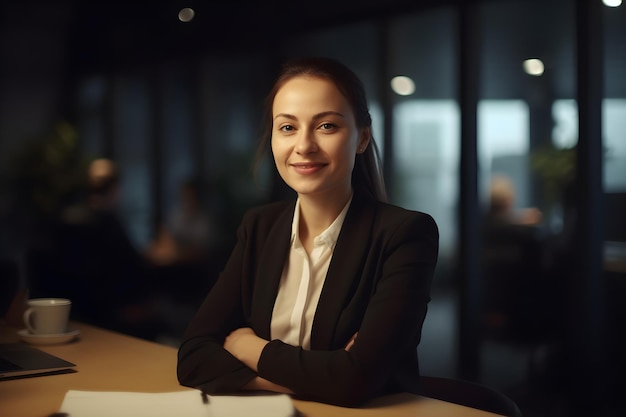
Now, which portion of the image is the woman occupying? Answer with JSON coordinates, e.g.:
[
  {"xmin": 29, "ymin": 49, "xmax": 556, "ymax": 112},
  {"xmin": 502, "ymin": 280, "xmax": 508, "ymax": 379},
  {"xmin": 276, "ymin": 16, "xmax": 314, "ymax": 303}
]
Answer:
[{"xmin": 177, "ymin": 57, "xmax": 439, "ymax": 407}]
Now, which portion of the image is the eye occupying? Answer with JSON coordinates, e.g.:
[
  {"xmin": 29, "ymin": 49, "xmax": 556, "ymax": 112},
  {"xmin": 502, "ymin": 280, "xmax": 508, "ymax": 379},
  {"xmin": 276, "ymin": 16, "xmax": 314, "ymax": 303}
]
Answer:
[
  {"xmin": 279, "ymin": 124, "xmax": 295, "ymax": 132},
  {"xmin": 319, "ymin": 123, "xmax": 337, "ymax": 131}
]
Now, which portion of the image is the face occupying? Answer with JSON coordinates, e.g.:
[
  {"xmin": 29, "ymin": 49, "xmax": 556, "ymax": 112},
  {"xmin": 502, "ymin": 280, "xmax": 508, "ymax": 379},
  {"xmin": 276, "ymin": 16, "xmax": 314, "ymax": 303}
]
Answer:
[{"xmin": 271, "ymin": 76, "xmax": 369, "ymax": 203}]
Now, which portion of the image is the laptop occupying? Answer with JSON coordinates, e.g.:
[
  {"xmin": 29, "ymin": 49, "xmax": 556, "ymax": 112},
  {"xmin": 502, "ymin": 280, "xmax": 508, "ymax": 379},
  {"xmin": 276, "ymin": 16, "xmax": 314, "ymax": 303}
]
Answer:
[{"xmin": 0, "ymin": 343, "xmax": 76, "ymax": 379}]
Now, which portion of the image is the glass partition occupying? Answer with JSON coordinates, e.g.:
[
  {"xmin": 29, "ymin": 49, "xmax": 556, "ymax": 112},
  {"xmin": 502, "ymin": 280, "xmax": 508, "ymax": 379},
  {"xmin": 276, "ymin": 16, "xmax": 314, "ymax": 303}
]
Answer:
[
  {"xmin": 387, "ymin": 7, "xmax": 459, "ymax": 281},
  {"xmin": 477, "ymin": 0, "xmax": 576, "ymax": 391}
]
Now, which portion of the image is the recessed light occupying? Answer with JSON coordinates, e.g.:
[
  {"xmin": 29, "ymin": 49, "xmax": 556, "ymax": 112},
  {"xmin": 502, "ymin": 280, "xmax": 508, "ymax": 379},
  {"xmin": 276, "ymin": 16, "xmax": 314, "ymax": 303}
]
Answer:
[
  {"xmin": 523, "ymin": 59, "xmax": 544, "ymax": 76},
  {"xmin": 178, "ymin": 8, "xmax": 195, "ymax": 22},
  {"xmin": 603, "ymin": 0, "xmax": 622, "ymax": 7},
  {"xmin": 390, "ymin": 76, "xmax": 416, "ymax": 96}
]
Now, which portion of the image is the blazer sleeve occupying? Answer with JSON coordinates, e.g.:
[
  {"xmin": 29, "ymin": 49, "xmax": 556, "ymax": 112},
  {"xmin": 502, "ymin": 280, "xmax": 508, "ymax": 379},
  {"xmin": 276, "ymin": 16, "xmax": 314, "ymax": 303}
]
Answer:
[
  {"xmin": 256, "ymin": 211, "xmax": 438, "ymax": 407},
  {"xmin": 176, "ymin": 218, "xmax": 257, "ymax": 393}
]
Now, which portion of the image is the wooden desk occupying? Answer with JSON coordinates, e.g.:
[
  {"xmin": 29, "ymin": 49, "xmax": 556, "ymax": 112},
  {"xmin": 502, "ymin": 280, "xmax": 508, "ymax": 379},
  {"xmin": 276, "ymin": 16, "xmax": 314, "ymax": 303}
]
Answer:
[{"xmin": 1, "ymin": 322, "xmax": 502, "ymax": 417}]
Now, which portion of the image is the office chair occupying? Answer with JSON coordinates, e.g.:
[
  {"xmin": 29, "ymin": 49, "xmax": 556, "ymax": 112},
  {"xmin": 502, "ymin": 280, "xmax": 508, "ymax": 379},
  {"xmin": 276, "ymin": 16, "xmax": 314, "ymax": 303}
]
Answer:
[
  {"xmin": 481, "ymin": 222, "xmax": 561, "ymax": 380},
  {"xmin": 419, "ymin": 375, "xmax": 523, "ymax": 417}
]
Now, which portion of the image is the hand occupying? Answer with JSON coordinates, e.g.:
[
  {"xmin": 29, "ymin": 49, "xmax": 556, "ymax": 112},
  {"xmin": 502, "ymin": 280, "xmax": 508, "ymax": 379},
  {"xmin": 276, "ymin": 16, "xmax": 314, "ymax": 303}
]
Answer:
[
  {"xmin": 518, "ymin": 207, "xmax": 542, "ymax": 225},
  {"xmin": 344, "ymin": 332, "xmax": 358, "ymax": 351},
  {"xmin": 224, "ymin": 327, "xmax": 268, "ymax": 372},
  {"xmin": 224, "ymin": 327, "xmax": 256, "ymax": 350}
]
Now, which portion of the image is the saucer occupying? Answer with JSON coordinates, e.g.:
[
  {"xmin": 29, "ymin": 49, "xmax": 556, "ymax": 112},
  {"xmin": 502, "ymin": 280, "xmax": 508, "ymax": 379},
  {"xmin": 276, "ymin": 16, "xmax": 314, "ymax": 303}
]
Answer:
[{"xmin": 18, "ymin": 328, "xmax": 81, "ymax": 345}]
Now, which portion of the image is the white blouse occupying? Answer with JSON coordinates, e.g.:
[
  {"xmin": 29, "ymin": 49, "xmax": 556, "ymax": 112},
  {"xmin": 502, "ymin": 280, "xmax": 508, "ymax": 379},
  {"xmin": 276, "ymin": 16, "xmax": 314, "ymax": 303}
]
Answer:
[{"xmin": 270, "ymin": 197, "xmax": 352, "ymax": 349}]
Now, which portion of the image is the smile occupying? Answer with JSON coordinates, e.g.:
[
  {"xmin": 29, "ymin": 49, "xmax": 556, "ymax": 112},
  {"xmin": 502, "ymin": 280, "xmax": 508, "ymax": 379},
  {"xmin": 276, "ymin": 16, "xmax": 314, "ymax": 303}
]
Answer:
[{"xmin": 290, "ymin": 162, "xmax": 327, "ymax": 174}]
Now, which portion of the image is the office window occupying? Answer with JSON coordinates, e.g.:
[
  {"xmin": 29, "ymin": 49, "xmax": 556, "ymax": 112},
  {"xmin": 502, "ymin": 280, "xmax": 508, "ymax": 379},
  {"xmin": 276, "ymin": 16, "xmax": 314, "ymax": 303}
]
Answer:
[
  {"xmin": 159, "ymin": 66, "xmax": 196, "ymax": 217},
  {"xmin": 393, "ymin": 100, "xmax": 460, "ymax": 255},
  {"xmin": 478, "ymin": 100, "xmax": 530, "ymax": 209},
  {"xmin": 603, "ymin": 99, "xmax": 626, "ymax": 192},
  {"xmin": 111, "ymin": 75, "xmax": 153, "ymax": 249},
  {"xmin": 386, "ymin": 7, "xmax": 459, "ymax": 378},
  {"xmin": 76, "ymin": 75, "xmax": 107, "ymax": 158},
  {"xmin": 478, "ymin": 0, "xmax": 575, "ymax": 389},
  {"xmin": 197, "ymin": 55, "xmax": 273, "ymax": 234},
  {"xmin": 387, "ymin": 7, "xmax": 458, "ymax": 271},
  {"xmin": 551, "ymin": 98, "xmax": 626, "ymax": 192},
  {"xmin": 604, "ymin": 4, "xmax": 626, "ymax": 193},
  {"xmin": 479, "ymin": 0, "xmax": 576, "ymax": 219}
]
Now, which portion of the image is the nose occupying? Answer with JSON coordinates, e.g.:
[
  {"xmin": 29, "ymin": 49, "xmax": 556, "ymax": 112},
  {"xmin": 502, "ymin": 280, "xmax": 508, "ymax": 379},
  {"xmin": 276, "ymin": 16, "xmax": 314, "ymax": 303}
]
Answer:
[{"xmin": 294, "ymin": 129, "xmax": 318, "ymax": 155}]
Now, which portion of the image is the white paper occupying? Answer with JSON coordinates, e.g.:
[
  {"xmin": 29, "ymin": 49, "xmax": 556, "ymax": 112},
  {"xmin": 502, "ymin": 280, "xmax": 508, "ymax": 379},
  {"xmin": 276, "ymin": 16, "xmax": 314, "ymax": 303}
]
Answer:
[
  {"xmin": 60, "ymin": 390, "xmax": 211, "ymax": 417},
  {"xmin": 210, "ymin": 394, "xmax": 295, "ymax": 417},
  {"xmin": 59, "ymin": 389, "xmax": 295, "ymax": 417}
]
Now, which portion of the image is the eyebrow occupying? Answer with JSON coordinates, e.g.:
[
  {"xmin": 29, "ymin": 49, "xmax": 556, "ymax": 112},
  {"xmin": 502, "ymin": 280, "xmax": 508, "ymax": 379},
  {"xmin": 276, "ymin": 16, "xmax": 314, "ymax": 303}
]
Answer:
[{"xmin": 273, "ymin": 111, "xmax": 346, "ymax": 121}]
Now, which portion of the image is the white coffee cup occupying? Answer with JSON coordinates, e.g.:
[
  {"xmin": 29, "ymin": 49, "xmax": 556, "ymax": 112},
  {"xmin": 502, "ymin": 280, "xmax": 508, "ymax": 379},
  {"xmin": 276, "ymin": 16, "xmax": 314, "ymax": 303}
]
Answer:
[{"xmin": 23, "ymin": 298, "xmax": 72, "ymax": 335}]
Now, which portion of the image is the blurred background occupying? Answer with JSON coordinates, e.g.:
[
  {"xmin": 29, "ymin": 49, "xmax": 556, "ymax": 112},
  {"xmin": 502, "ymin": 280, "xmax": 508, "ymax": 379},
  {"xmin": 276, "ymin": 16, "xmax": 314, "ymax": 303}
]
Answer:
[{"xmin": 1, "ymin": 0, "xmax": 625, "ymax": 416}]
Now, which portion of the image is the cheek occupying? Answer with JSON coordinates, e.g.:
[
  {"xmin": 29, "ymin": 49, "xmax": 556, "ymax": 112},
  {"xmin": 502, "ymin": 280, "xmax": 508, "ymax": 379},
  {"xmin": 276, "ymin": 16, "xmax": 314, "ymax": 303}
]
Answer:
[
  {"xmin": 336, "ymin": 136, "xmax": 359, "ymax": 161},
  {"xmin": 271, "ymin": 138, "xmax": 286, "ymax": 167}
]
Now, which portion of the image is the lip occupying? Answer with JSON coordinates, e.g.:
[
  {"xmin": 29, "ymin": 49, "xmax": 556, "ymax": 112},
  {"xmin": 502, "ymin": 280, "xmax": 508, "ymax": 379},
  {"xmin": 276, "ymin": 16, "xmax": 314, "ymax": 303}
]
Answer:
[{"xmin": 290, "ymin": 162, "xmax": 327, "ymax": 175}]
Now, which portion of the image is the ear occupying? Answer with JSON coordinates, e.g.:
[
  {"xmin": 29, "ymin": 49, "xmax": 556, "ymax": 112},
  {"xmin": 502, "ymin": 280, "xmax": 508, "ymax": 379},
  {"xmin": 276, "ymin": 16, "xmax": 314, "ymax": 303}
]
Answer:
[{"xmin": 357, "ymin": 127, "xmax": 371, "ymax": 154}]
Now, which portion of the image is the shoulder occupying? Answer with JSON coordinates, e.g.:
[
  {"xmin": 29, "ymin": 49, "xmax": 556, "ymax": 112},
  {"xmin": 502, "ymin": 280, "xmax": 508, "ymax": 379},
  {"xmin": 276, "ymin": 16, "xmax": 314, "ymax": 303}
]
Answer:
[
  {"xmin": 349, "ymin": 192, "xmax": 438, "ymax": 238},
  {"xmin": 372, "ymin": 201, "xmax": 439, "ymax": 241},
  {"xmin": 345, "ymin": 193, "xmax": 438, "ymax": 253},
  {"xmin": 375, "ymin": 201, "xmax": 436, "ymax": 226}
]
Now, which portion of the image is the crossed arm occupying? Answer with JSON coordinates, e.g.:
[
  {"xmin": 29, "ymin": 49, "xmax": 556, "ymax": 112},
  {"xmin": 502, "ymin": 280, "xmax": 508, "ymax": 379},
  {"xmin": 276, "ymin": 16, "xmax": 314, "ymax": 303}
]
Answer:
[
  {"xmin": 224, "ymin": 328, "xmax": 357, "ymax": 394},
  {"xmin": 177, "ymin": 209, "xmax": 438, "ymax": 406}
]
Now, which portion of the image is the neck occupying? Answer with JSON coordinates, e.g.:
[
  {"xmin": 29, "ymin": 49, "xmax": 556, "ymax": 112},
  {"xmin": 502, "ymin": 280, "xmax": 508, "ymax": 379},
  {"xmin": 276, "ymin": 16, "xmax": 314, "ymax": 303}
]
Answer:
[{"xmin": 297, "ymin": 189, "xmax": 352, "ymax": 240}]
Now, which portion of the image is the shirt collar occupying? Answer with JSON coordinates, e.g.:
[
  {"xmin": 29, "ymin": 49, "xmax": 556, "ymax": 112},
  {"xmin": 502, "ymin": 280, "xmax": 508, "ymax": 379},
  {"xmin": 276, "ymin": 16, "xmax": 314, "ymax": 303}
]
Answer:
[{"xmin": 290, "ymin": 195, "xmax": 353, "ymax": 250}]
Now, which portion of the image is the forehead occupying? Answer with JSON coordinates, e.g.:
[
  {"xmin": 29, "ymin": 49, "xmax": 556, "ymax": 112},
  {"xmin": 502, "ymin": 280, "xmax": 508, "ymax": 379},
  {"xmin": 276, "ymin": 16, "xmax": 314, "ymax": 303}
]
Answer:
[{"xmin": 272, "ymin": 76, "xmax": 351, "ymax": 113}]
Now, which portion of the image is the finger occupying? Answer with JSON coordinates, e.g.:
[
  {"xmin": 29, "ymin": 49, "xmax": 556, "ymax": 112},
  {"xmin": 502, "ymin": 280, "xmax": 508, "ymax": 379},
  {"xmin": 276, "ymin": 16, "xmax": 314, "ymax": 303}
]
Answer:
[{"xmin": 344, "ymin": 332, "xmax": 358, "ymax": 351}]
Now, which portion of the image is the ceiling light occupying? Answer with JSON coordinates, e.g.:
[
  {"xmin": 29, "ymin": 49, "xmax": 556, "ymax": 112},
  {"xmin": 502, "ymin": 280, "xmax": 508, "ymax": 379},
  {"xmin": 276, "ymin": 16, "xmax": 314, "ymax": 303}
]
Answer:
[
  {"xmin": 523, "ymin": 58, "xmax": 545, "ymax": 76},
  {"xmin": 603, "ymin": 0, "xmax": 622, "ymax": 7},
  {"xmin": 178, "ymin": 8, "xmax": 195, "ymax": 22},
  {"xmin": 390, "ymin": 76, "xmax": 415, "ymax": 96}
]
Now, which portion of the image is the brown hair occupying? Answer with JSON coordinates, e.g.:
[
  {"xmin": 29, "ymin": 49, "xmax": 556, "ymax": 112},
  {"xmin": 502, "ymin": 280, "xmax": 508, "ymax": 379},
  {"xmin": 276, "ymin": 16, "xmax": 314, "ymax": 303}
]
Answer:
[{"xmin": 255, "ymin": 57, "xmax": 387, "ymax": 202}]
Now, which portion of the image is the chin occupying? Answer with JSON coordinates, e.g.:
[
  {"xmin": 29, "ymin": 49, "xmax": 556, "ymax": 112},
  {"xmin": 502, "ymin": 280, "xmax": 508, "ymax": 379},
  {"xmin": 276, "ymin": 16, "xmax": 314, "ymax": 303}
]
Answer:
[
  {"xmin": 282, "ymin": 179, "xmax": 322, "ymax": 194},
  {"xmin": 283, "ymin": 178, "xmax": 347, "ymax": 199},
  {"xmin": 291, "ymin": 187, "xmax": 323, "ymax": 196}
]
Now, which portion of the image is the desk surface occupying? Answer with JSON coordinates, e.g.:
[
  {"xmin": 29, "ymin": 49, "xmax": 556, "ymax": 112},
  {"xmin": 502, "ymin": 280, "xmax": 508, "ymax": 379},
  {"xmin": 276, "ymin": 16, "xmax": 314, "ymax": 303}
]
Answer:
[{"xmin": 0, "ymin": 321, "xmax": 502, "ymax": 417}]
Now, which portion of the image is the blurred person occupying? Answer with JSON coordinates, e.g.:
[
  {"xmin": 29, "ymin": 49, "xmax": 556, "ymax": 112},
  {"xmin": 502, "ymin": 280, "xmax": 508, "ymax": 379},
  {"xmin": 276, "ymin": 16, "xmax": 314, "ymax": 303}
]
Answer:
[
  {"xmin": 147, "ymin": 179, "xmax": 215, "ymax": 266},
  {"xmin": 168, "ymin": 179, "xmax": 215, "ymax": 259},
  {"xmin": 487, "ymin": 175, "xmax": 542, "ymax": 226},
  {"xmin": 177, "ymin": 57, "xmax": 439, "ymax": 407},
  {"xmin": 46, "ymin": 159, "xmax": 160, "ymax": 339},
  {"xmin": 481, "ymin": 174, "xmax": 557, "ymax": 347},
  {"xmin": 144, "ymin": 179, "xmax": 220, "ymax": 340}
]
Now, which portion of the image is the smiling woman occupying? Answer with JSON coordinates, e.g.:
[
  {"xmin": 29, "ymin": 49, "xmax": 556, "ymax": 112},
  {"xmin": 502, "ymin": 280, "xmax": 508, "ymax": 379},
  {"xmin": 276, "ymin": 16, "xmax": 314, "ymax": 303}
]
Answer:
[
  {"xmin": 176, "ymin": 57, "xmax": 439, "ymax": 407},
  {"xmin": 271, "ymin": 76, "xmax": 368, "ymax": 218}
]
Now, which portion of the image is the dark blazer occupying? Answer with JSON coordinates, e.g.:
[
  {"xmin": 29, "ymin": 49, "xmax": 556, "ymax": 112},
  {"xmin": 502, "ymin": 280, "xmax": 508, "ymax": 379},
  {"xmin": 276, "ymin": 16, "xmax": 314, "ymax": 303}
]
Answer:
[{"xmin": 177, "ymin": 191, "xmax": 439, "ymax": 407}]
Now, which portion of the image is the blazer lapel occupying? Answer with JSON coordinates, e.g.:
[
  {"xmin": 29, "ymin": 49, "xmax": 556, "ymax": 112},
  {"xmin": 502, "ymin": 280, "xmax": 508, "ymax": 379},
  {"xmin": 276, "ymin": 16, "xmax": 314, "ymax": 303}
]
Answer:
[
  {"xmin": 249, "ymin": 202, "xmax": 294, "ymax": 340},
  {"xmin": 310, "ymin": 192, "xmax": 376, "ymax": 349}
]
